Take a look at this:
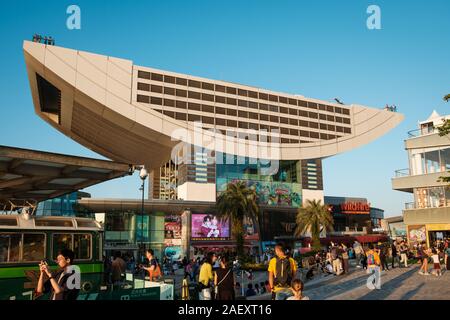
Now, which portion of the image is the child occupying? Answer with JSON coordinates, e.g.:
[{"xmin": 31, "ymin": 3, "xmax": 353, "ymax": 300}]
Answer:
[
  {"xmin": 287, "ymin": 279, "xmax": 309, "ymax": 300},
  {"xmin": 431, "ymin": 249, "xmax": 441, "ymax": 276}
]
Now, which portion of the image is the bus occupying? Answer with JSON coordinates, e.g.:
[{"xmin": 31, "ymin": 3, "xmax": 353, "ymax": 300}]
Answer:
[{"xmin": 0, "ymin": 214, "xmax": 173, "ymax": 300}]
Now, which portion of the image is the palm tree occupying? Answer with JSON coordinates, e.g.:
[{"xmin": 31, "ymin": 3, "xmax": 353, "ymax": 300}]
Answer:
[
  {"xmin": 294, "ymin": 199, "xmax": 334, "ymax": 251},
  {"xmin": 216, "ymin": 181, "xmax": 260, "ymax": 260},
  {"xmin": 444, "ymin": 94, "xmax": 450, "ymax": 102}
]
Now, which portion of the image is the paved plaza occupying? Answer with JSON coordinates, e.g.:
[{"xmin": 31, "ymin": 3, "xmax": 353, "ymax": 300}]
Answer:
[
  {"xmin": 168, "ymin": 262, "xmax": 450, "ymax": 300},
  {"xmin": 304, "ymin": 265, "xmax": 450, "ymax": 300}
]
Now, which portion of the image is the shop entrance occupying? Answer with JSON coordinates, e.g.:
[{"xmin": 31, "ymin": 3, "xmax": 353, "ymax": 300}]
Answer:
[{"xmin": 428, "ymin": 230, "xmax": 450, "ymax": 246}]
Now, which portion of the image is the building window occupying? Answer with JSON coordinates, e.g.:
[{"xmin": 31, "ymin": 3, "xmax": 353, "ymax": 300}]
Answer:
[{"xmin": 137, "ymin": 70, "xmax": 151, "ymax": 79}]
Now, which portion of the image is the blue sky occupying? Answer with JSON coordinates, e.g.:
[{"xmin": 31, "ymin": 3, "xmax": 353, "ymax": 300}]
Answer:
[{"xmin": 0, "ymin": 0, "xmax": 449, "ymax": 217}]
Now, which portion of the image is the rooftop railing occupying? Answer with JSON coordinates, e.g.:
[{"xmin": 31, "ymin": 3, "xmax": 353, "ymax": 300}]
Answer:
[
  {"xmin": 405, "ymin": 202, "xmax": 416, "ymax": 210},
  {"xmin": 394, "ymin": 168, "xmax": 410, "ymax": 177},
  {"xmin": 407, "ymin": 128, "xmax": 439, "ymax": 138}
]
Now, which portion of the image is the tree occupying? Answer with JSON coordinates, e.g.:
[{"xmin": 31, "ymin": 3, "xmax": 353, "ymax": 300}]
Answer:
[
  {"xmin": 438, "ymin": 94, "xmax": 450, "ymax": 136},
  {"xmin": 438, "ymin": 93, "xmax": 450, "ymax": 183},
  {"xmin": 294, "ymin": 199, "xmax": 334, "ymax": 251},
  {"xmin": 216, "ymin": 181, "xmax": 260, "ymax": 260}
]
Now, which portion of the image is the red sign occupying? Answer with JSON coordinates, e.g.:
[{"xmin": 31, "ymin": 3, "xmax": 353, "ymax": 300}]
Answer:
[{"xmin": 339, "ymin": 202, "xmax": 370, "ymax": 214}]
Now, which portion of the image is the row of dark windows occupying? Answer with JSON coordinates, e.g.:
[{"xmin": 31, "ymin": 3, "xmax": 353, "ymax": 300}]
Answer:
[
  {"xmin": 151, "ymin": 108, "xmax": 349, "ymax": 139},
  {"xmin": 136, "ymin": 78, "xmax": 351, "ymax": 116},
  {"xmin": 136, "ymin": 94, "xmax": 351, "ymax": 126}
]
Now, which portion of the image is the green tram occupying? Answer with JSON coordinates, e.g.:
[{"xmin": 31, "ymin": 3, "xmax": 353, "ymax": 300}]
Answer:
[{"xmin": 0, "ymin": 214, "xmax": 173, "ymax": 300}]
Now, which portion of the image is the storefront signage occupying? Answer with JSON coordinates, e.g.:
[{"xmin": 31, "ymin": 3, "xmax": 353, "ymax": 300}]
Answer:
[{"xmin": 330, "ymin": 202, "xmax": 370, "ymax": 215}]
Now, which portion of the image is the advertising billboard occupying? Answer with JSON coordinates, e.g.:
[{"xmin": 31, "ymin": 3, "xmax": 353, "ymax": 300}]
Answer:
[
  {"xmin": 217, "ymin": 178, "xmax": 302, "ymax": 208},
  {"xmin": 164, "ymin": 215, "xmax": 181, "ymax": 239},
  {"xmin": 408, "ymin": 225, "xmax": 426, "ymax": 245},
  {"xmin": 191, "ymin": 213, "xmax": 230, "ymax": 241}
]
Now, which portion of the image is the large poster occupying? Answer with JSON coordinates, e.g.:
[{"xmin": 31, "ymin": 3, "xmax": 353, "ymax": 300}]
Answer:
[
  {"xmin": 135, "ymin": 216, "xmax": 149, "ymax": 243},
  {"xmin": 408, "ymin": 225, "xmax": 426, "ymax": 245},
  {"xmin": 164, "ymin": 215, "xmax": 181, "ymax": 239},
  {"xmin": 217, "ymin": 179, "xmax": 302, "ymax": 208},
  {"xmin": 191, "ymin": 213, "xmax": 230, "ymax": 241}
]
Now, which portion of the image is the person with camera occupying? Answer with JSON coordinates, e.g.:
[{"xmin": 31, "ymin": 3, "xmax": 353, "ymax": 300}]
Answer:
[
  {"xmin": 268, "ymin": 242, "xmax": 297, "ymax": 300},
  {"xmin": 35, "ymin": 249, "xmax": 79, "ymax": 300}
]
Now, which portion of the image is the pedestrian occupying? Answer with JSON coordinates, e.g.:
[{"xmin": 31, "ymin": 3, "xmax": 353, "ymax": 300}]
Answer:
[
  {"xmin": 260, "ymin": 282, "xmax": 266, "ymax": 294},
  {"xmin": 378, "ymin": 243, "xmax": 389, "ymax": 271},
  {"xmin": 111, "ymin": 251, "xmax": 126, "ymax": 285},
  {"xmin": 391, "ymin": 241, "xmax": 400, "ymax": 268},
  {"xmin": 361, "ymin": 251, "xmax": 368, "ymax": 270},
  {"xmin": 35, "ymin": 249, "xmax": 80, "ymax": 300},
  {"xmin": 341, "ymin": 244, "xmax": 349, "ymax": 274},
  {"xmin": 353, "ymin": 241, "xmax": 363, "ymax": 267},
  {"xmin": 431, "ymin": 249, "xmax": 442, "ymax": 277},
  {"xmin": 264, "ymin": 280, "xmax": 271, "ymax": 293},
  {"xmin": 198, "ymin": 252, "xmax": 217, "ymax": 300},
  {"xmin": 400, "ymin": 241, "xmax": 409, "ymax": 267},
  {"xmin": 366, "ymin": 244, "xmax": 381, "ymax": 272},
  {"xmin": 214, "ymin": 255, "xmax": 235, "ymax": 300},
  {"xmin": 254, "ymin": 283, "xmax": 261, "ymax": 295},
  {"xmin": 418, "ymin": 242, "xmax": 430, "ymax": 276},
  {"xmin": 331, "ymin": 245, "xmax": 341, "ymax": 275},
  {"xmin": 102, "ymin": 255, "xmax": 112, "ymax": 285},
  {"xmin": 286, "ymin": 279, "xmax": 309, "ymax": 300},
  {"xmin": 234, "ymin": 282, "xmax": 241, "ymax": 298},
  {"xmin": 245, "ymin": 283, "xmax": 256, "ymax": 297},
  {"xmin": 445, "ymin": 243, "xmax": 450, "ymax": 271},
  {"xmin": 268, "ymin": 242, "xmax": 297, "ymax": 300},
  {"xmin": 140, "ymin": 249, "xmax": 162, "ymax": 281}
]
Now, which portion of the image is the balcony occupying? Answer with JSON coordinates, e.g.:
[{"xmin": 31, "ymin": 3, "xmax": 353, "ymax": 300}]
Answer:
[
  {"xmin": 407, "ymin": 128, "xmax": 438, "ymax": 138},
  {"xmin": 405, "ymin": 202, "xmax": 416, "ymax": 210},
  {"xmin": 394, "ymin": 168, "xmax": 410, "ymax": 178}
]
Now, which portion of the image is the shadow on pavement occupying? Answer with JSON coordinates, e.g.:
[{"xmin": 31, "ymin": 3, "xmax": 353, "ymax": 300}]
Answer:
[{"xmin": 357, "ymin": 266, "xmax": 419, "ymax": 300}]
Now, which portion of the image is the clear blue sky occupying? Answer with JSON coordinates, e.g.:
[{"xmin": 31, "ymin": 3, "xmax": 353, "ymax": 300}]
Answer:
[{"xmin": 1, "ymin": 0, "xmax": 449, "ymax": 217}]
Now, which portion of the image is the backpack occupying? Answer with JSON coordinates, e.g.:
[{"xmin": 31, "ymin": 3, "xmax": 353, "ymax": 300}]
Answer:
[
  {"xmin": 367, "ymin": 253, "xmax": 375, "ymax": 266},
  {"xmin": 274, "ymin": 257, "xmax": 292, "ymax": 287}
]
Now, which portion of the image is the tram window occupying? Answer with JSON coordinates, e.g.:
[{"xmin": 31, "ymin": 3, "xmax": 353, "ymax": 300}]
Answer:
[
  {"xmin": 0, "ymin": 217, "xmax": 18, "ymax": 226},
  {"xmin": 76, "ymin": 219, "xmax": 98, "ymax": 228},
  {"xmin": 0, "ymin": 233, "xmax": 21, "ymax": 263},
  {"xmin": 74, "ymin": 234, "xmax": 91, "ymax": 260},
  {"xmin": 36, "ymin": 219, "xmax": 73, "ymax": 227},
  {"xmin": 52, "ymin": 234, "xmax": 73, "ymax": 259},
  {"xmin": 22, "ymin": 234, "xmax": 45, "ymax": 262}
]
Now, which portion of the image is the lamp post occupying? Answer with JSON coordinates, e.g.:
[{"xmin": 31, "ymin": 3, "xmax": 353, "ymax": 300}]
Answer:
[{"xmin": 139, "ymin": 167, "xmax": 148, "ymax": 262}]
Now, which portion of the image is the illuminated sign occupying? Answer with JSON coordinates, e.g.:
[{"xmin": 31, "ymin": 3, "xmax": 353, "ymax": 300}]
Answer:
[{"xmin": 330, "ymin": 202, "xmax": 371, "ymax": 215}]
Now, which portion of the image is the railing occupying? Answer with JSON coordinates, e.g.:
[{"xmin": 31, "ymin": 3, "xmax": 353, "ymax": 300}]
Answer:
[
  {"xmin": 405, "ymin": 202, "xmax": 416, "ymax": 210},
  {"xmin": 407, "ymin": 128, "xmax": 438, "ymax": 138},
  {"xmin": 394, "ymin": 168, "xmax": 410, "ymax": 177}
]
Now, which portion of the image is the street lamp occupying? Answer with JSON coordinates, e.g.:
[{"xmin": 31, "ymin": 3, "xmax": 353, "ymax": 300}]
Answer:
[{"xmin": 138, "ymin": 166, "xmax": 148, "ymax": 262}]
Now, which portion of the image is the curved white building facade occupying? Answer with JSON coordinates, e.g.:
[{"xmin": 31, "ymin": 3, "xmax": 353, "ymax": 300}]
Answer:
[{"xmin": 23, "ymin": 40, "xmax": 403, "ymax": 203}]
